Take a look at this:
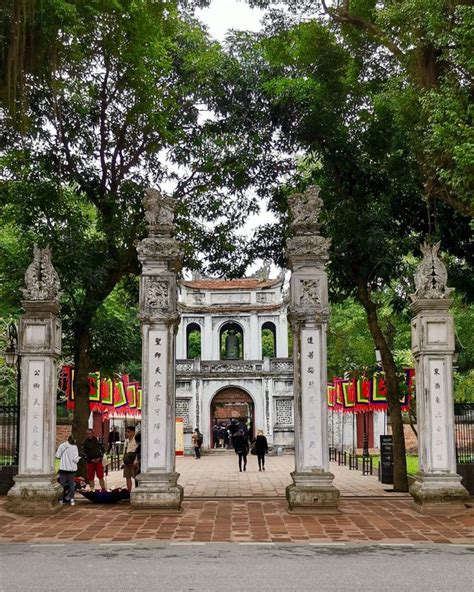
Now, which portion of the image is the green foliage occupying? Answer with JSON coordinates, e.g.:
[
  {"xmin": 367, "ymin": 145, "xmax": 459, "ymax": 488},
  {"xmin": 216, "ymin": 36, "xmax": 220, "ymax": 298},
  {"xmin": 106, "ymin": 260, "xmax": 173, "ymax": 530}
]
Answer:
[
  {"xmin": 328, "ymin": 298, "xmax": 412, "ymax": 379},
  {"xmin": 261, "ymin": 328, "xmax": 275, "ymax": 357},
  {"xmin": 90, "ymin": 283, "xmax": 141, "ymax": 378},
  {"xmin": 454, "ymin": 371, "xmax": 474, "ymax": 403},
  {"xmin": 187, "ymin": 329, "xmax": 201, "ymax": 359}
]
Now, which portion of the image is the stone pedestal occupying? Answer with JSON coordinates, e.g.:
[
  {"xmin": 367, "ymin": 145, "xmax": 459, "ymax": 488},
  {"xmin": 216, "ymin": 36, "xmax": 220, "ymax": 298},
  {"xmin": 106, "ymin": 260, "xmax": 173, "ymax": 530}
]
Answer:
[
  {"xmin": 285, "ymin": 186, "xmax": 340, "ymax": 514},
  {"xmin": 7, "ymin": 247, "xmax": 63, "ymax": 515},
  {"xmin": 409, "ymin": 243, "xmax": 469, "ymax": 514},
  {"xmin": 130, "ymin": 189, "xmax": 183, "ymax": 512}
]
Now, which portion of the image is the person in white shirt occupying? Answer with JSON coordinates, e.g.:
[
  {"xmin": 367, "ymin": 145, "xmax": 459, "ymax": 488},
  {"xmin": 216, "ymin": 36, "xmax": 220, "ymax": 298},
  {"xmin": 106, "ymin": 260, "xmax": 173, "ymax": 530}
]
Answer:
[
  {"xmin": 123, "ymin": 426, "xmax": 138, "ymax": 491},
  {"xmin": 55, "ymin": 435, "xmax": 80, "ymax": 505}
]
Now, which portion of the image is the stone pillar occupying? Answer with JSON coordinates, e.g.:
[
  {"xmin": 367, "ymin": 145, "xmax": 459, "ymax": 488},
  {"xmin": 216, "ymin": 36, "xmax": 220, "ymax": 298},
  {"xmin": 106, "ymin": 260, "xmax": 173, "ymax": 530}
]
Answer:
[
  {"xmin": 7, "ymin": 246, "xmax": 62, "ymax": 515},
  {"xmin": 409, "ymin": 242, "xmax": 468, "ymax": 514},
  {"xmin": 131, "ymin": 189, "xmax": 183, "ymax": 512},
  {"xmin": 285, "ymin": 186, "xmax": 340, "ymax": 514}
]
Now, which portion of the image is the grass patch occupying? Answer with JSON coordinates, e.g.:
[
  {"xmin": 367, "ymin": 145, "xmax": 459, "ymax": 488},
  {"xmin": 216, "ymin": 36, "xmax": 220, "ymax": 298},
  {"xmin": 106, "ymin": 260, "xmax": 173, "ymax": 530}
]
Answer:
[{"xmin": 371, "ymin": 454, "xmax": 418, "ymax": 475}]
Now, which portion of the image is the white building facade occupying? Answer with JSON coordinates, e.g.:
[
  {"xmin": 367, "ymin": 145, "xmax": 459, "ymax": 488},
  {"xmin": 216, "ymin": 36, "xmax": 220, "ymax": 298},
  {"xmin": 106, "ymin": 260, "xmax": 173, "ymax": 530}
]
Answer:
[{"xmin": 174, "ymin": 277, "xmax": 296, "ymax": 451}]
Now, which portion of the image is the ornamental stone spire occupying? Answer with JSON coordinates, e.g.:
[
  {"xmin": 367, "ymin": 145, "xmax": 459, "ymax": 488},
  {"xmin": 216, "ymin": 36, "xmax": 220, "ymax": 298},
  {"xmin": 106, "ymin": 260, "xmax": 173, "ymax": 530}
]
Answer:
[
  {"xmin": 410, "ymin": 242, "xmax": 468, "ymax": 513},
  {"xmin": 7, "ymin": 246, "xmax": 62, "ymax": 515},
  {"xmin": 286, "ymin": 185, "xmax": 340, "ymax": 514},
  {"xmin": 131, "ymin": 188, "xmax": 183, "ymax": 512}
]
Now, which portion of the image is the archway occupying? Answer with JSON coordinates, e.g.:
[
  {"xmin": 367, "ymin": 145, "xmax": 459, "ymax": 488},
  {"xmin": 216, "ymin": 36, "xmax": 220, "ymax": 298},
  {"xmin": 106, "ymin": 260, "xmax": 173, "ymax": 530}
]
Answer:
[
  {"xmin": 219, "ymin": 321, "xmax": 244, "ymax": 359},
  {"xmin": 210, "ymin": 387, "xmax": 254, "ymax": 448},
  {"xmin": 261, "ymin": 321, "xmax": 276, "ymax": 357},
  {"xmin": 186, "ymin": 322, "xmax": 201, "ymax": 358}
]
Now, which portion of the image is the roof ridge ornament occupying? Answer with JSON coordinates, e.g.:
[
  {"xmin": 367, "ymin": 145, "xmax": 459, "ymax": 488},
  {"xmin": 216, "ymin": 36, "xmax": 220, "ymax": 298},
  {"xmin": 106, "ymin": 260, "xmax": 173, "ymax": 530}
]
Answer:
[{"xmin": 411, "ymin": 241, "xmax": 454, "ymax": 301}]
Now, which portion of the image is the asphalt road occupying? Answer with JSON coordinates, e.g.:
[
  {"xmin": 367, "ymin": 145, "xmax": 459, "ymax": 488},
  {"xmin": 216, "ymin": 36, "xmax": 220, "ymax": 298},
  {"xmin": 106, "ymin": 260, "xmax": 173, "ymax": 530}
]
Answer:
[{"xmin": 1, "ymin": 542, "xmax": 473, "ymax": 592}]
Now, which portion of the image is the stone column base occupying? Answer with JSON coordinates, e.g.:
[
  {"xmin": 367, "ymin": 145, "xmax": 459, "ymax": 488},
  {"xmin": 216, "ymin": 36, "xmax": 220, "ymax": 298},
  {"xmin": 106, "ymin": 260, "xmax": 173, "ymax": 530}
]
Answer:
[
  {"xmin": 6, "ymin": 474, "xmax": 62, "ymax": 516},
  {"xmin": 286, "ymin": 470, "xmax": 340, "ymax": 514},
  {"xmin": 410, "ymin": 471, "xmax": 469, "ymax": 514},
  {"xmin": 131, "ymin": 471, "xmax": 183, "ymax": 513}
]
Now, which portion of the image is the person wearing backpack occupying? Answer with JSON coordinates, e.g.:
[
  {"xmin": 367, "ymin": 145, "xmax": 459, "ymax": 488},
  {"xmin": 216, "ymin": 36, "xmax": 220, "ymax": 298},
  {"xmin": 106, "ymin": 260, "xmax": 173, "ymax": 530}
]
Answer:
[{"xmin": 192, "ymin": 428, "xmax": 203, "ymax": 459}]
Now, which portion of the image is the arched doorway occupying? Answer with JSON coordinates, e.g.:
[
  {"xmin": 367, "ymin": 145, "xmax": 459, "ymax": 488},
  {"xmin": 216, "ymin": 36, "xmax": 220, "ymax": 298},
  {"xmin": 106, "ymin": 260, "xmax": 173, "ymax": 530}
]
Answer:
[{"xmin": 210, "ymin": 387, "xmax": 254, "ymax": 447}]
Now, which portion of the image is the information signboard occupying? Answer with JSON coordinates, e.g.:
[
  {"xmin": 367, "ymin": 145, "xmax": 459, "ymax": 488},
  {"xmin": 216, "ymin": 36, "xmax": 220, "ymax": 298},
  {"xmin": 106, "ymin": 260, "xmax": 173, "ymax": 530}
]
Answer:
[{"xmin": 380, "ymin": 435, "xmax": 394, "ymax": 484}]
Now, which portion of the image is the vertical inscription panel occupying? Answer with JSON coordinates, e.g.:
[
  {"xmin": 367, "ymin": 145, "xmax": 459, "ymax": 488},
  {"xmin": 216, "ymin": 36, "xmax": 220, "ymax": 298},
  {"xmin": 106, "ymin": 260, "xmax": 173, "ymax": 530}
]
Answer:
[
  {"xmin": 301, "ymin": 328, "xmax": 322, "ymax": 470},
  {"xmin": 25, "ymin": 360, "xmax": 45, "ymax": 472},
  {"xmin": 428, "ymin": 357, "xmax": 449, "ymax": 471},
  {"xmin": 146, "ymin": 329, "xmax": 168, "ymax": 470}
]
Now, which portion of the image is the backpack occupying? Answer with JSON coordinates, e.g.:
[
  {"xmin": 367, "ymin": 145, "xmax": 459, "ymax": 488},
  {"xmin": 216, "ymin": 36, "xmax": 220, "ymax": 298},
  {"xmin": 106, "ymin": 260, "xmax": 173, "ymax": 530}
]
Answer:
[{"xmin": 197, "ymin": 432, "xmax": 203, "ymax": 446}]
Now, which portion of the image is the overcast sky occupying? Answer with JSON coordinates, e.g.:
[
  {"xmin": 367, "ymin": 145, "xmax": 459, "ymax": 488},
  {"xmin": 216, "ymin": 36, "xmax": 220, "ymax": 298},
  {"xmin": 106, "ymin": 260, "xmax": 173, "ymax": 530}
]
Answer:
[{"xmin": 196, "ymin": 0, "xmax": 265, "ymax": 40}]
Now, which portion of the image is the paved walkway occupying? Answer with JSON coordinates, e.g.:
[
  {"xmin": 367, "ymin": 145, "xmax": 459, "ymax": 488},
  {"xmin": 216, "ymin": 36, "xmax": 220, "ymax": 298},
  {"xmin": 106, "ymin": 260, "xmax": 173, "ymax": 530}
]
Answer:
[
  {"xmin": 1, "ymin": 453, "xmax": 472, "ymax": 545},
  {"xmin": 106, "ymin": 452, "xmax": 408, "ymax": 498},
  {"xmin": 1, "ymin": 498, "xmax": 472, "ymax": 544}
]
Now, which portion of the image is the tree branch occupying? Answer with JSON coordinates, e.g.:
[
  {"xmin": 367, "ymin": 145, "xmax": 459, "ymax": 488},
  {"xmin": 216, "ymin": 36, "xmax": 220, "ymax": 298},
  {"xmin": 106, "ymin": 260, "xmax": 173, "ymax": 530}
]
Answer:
[{"xmin": 321, "ymin": 0, "xmax": 405, "ymax": 61}]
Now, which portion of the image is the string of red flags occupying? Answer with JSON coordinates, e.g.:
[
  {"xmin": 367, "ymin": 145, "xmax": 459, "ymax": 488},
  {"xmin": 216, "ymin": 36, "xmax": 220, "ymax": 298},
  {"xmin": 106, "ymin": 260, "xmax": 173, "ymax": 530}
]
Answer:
[
  {"xmin": 327, "ymin": 370, "xmax": 414, "ymax": 413},
  {"xmin": 60, "ymin": 365, "xmax": 142, "ymax": 417}
]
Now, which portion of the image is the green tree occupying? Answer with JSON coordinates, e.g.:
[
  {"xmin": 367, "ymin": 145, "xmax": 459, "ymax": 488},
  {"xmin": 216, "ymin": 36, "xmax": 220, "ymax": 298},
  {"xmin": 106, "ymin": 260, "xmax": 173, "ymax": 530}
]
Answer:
[
  {"xmin": 250, "ymin": 0, "xmax": 474, "ymax": 217},
  {"xmin": 261, "ymin": 328, "xmax": 276, "ymax": 357},
  {"xmin": 0, "ymin": 2, "xmax": 261, "ymax": 444},
  {"xmin": 187, "ymin": 330, "xmax": 202, "ymax": 359},
  {"xmin": 222, "ymin": 18, "xmax": 430, "ymax": 490}
]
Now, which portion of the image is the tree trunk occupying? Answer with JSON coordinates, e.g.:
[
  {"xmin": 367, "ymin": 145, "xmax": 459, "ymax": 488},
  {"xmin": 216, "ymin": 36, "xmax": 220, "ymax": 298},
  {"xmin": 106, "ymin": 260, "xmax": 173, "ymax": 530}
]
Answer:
[
  {"xmin": 72, "ymin": 324, "xmax": 93, "ymax": 456},
  {"xmin": 356, "ymin": 283, "xmax": 409, "ymax": 492}
]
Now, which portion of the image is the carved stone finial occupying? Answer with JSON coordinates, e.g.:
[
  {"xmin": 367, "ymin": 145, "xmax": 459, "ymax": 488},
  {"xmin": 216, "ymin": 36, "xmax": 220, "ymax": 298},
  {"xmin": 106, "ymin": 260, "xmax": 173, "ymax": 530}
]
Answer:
[
  {"xmin": 411, "ymin": 242, "xmax": 453, "ymax": 301},
  {"xmin": 286, "ymin": 185, "xmax": 330, "ymax": 264},
  {"xmin": 22, "ymin": 245, "xmax": 60, "ymax": 301},
  {"xmin": 143, "ymin": 188, "xmax": 176, "ymax": 236},
  {"xmin": 288, "ymin": 185, "xmax": 323, "ymax": 235}
]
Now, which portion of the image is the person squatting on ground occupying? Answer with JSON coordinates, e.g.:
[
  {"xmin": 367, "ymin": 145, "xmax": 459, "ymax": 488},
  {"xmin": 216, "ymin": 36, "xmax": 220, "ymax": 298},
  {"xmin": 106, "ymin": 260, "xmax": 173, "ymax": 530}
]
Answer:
[
  {"xmin": 234, "ymin": 429, "xmax": 249, "ymax": 472},
  {"xmin": 123, "ymin": 425, "xmax": 139, "ymax": 491},
  {"xmin": 192, "ymin": 428, "xmax": 203, "ymax": 459},
  {"xmin": 55, "ymin": 435, "xmax": 80, "ymax": 505},
  {"xmin": 254, "ymin": 430, "xmax": 269, "ymax": 471},
  {"xmin": 82, "ymin": 428, "xmax": 106, "ymax": 491}
]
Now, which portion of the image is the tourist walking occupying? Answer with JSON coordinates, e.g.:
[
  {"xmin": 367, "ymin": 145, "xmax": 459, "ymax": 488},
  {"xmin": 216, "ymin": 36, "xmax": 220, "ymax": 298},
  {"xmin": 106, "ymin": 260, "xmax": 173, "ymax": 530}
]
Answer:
[
  {"xmin": 123, "ymin": 425, "xmax": 138, "ymax": 491},
  {"xmin": 234, "ymin": 429, "xmax": 249, "ymax": 472},
  {"xmin": 254, "ymin": 430, "xmax": 269, "ymax": 471},
  {"xmin": 218, "ymin": 425, "xmax": 226, "ymax": 448},
  {"xmin": 55, "ymin": 435, "xmax": 80, "ymax": 505},
  {"xmin": 212, "ymin": 424, "xmax": 219, "ymax": 448},
  {"xmin": 192, "ymin": 428, "xmax": 203, "ymax": 459},
  {"xmin": 81, "ymin": 428, "xmax": 106, "ymax": 491}
]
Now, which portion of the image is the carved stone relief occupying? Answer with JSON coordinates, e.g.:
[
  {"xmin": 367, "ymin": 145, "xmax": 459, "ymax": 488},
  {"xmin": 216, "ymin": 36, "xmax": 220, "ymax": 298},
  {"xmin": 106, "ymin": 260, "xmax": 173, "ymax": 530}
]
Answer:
[
  {"xmin": 145, "ymin": 279, "xmax": 169, "ymax": 311},
  {"xmin": 300, "ymin": 279, "xmax": 320, "ymax": 306}
]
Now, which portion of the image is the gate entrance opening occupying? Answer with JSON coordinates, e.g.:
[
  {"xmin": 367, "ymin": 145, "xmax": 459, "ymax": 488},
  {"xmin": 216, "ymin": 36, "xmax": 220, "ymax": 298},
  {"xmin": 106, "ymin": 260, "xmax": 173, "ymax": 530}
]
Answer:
[{"xmin": 210, "ymin": 388, "xmax": 254, "ymax": 447}]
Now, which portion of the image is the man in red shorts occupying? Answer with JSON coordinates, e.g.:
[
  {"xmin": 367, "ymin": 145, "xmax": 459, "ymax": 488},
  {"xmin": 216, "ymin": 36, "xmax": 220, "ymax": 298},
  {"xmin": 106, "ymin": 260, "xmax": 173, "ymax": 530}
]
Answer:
[{"xmin": 82, "ymin": 428, "xmax": 106, "ymax": 491}]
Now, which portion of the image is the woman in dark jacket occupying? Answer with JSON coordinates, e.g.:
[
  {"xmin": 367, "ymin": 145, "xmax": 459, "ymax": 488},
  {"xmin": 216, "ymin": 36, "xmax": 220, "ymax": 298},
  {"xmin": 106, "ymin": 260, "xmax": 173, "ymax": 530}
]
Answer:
[
  {"xmin": 233, "ymin": 430, "xmax": 249, "ymax": 472},
  {"xmin": 254, "ymin": 430, "xmax": 269, "ymax": 471}
]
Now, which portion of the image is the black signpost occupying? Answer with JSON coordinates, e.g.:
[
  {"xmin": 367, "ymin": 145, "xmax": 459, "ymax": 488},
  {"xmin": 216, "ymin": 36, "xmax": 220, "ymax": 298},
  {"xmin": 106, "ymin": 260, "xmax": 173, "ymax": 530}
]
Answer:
[{"xmin": 380, "ymin": 435, "xmax": 394, "ymax": 484}]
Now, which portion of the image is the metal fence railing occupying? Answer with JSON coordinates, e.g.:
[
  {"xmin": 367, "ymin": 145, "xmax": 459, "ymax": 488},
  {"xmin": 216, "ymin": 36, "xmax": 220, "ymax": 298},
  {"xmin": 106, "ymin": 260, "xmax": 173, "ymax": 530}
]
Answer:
[
  {"xmin": 454, "ymin": 403, "xmax": 473, "ymax": 464},
  {"xmin": 0, "ymin": 404, "xmax": 19, "ymax": 466}
]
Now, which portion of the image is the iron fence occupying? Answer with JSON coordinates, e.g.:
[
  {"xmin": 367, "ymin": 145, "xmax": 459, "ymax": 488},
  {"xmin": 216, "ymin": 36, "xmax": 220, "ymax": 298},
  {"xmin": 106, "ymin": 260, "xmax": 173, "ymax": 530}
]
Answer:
[
  {"xmin": 0, "ymin": 404, "xmax": 19, "ymax": 466},
  {"xmin": 454, "ymin": 403, "xmax": 473, "ymax": 464}
]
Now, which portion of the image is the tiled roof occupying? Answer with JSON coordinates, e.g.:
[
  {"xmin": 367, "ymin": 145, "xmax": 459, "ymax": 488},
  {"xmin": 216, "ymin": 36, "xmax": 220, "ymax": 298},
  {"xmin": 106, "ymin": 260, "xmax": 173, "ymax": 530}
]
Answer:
[{"xmin": 180, "ymin": 278, "xmax": 281, "ymax": 291}]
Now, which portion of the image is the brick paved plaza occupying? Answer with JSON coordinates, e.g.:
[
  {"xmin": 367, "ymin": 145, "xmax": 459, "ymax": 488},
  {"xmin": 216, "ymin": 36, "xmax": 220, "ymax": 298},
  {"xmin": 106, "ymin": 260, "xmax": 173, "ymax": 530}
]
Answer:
[
  {"xmin": 106, "ymin": 452, "xmax": 409, "ymax": 498},
  {"xmin": 1, "ymin": 453, "xmax": 472, "ymax": 545}
]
